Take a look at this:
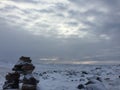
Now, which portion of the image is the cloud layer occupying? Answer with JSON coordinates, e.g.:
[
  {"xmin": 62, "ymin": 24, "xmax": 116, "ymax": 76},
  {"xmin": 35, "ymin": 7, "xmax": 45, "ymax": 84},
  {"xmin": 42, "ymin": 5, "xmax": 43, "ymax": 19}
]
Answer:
[{"xmin": 0, "ymin": 0, "xmax": 120, "ymax": 64}]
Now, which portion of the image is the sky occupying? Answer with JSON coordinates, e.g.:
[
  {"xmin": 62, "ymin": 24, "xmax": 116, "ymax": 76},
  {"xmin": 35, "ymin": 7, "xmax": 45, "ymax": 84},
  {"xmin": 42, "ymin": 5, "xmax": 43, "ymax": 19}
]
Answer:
[{"xmin": 0, "ymin": 0, "xmax": 120, "ymax": 64}]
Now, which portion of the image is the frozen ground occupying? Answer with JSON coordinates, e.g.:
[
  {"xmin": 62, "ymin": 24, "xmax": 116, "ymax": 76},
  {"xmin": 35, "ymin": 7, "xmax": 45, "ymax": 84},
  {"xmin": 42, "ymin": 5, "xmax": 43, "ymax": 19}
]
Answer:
[{"xmin": 0, "ymin": 62, "xmax": 120, "ymax": 90}]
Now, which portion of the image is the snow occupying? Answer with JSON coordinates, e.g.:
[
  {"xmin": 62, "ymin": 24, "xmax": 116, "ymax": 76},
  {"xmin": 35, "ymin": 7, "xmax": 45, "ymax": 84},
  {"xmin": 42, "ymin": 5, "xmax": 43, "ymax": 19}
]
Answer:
[
  {"xmin": 16, "ymin": 60, "xmax": 31, "ymax": 65},
  {"xmin": 24, "ymin": 74, "xmax": 33, "ymax": 79},
  {"xmin": 0, "ymin": 63, "xmax": 120, "ymax": 90}
]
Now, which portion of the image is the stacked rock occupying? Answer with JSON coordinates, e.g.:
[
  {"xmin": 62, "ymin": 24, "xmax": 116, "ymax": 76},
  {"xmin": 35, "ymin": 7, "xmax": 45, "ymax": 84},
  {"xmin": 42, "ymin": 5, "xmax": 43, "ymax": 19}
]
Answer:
[
  {"xmin": 3, "ymin": 56, "xmax": 39, "ymax": 90},
  {"xmin": 12, "ymin": 56, "xmax": 32, "ymax": 74},
  {"xmin": 13, "ymin": 56, "xmax": 39, "ymax": 90},
  {"xmin": 3, "ymin": 72, "xmax": 20, "ymax": 89}
]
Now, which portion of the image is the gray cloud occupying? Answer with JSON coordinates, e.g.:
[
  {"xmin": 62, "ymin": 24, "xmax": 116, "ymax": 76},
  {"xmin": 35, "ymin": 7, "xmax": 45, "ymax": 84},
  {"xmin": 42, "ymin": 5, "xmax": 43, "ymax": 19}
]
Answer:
[{"xmin": 0, "ymin": 0, "xmax": 120, "ymax": 64}]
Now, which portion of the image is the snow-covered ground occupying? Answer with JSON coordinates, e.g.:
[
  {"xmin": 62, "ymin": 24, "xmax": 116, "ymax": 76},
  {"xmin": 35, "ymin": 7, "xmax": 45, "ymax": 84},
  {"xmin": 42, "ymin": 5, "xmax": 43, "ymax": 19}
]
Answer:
[{"xmin": 0, "ymin": 62, "xmax": 120, "ymax": 90}]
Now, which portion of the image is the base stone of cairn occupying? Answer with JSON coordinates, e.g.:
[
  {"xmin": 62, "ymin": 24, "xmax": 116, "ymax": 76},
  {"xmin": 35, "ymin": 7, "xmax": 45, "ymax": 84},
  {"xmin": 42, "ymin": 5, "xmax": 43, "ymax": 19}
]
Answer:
[
  {"xmin": 22, "ymin": 74, "xmax": 39, "ymax": 90},
  {"xmin": 3, "ymin": 72, "xmax": 20, "ymax": 90},
  {"xmin": 3, "ymin": 56, "xmax": 39, "ymax": 90}
]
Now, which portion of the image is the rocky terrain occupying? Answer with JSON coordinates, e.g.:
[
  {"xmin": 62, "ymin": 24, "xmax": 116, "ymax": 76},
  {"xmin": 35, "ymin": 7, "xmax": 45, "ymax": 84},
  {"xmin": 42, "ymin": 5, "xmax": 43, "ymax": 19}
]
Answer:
[{"xmin": 0, "ymin": 62, "xmax": 120, "ymax": 90}]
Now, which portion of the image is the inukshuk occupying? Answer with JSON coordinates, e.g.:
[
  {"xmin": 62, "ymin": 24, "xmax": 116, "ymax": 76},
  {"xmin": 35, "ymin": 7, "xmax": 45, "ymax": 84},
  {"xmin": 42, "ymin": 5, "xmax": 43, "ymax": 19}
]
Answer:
[{"xmin": 3, "ymin": 56, "xmax": 39, "ymax": 90}]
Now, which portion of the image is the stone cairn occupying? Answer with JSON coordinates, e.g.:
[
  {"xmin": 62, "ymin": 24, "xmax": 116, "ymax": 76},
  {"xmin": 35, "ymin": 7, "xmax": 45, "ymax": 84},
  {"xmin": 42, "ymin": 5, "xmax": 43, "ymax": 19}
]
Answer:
[{"xmin": 3, "ymin": 56, "xmax": 39, "ymax": 90}]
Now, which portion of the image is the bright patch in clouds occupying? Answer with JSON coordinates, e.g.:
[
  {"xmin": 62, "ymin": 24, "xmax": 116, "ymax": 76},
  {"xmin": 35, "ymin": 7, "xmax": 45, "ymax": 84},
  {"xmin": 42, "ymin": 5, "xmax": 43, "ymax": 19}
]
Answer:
[{"xmin": 100, "ymin": 34, "xmax": 110, "ymax": 40}]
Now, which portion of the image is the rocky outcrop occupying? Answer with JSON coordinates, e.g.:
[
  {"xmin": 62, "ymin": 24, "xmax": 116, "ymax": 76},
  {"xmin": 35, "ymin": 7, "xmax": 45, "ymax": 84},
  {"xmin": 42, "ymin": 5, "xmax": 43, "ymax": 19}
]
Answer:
[{"xmin": 77, "ymin": 77, "xmax": 107, "ymax": 90}]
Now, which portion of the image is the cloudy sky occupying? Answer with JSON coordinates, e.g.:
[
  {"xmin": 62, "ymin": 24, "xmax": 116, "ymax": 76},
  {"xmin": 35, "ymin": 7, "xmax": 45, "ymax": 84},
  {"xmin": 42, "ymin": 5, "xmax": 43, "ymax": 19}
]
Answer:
[{"xmin": 0, "ymin": 0, "xmax": 120, "ymax": 64}]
